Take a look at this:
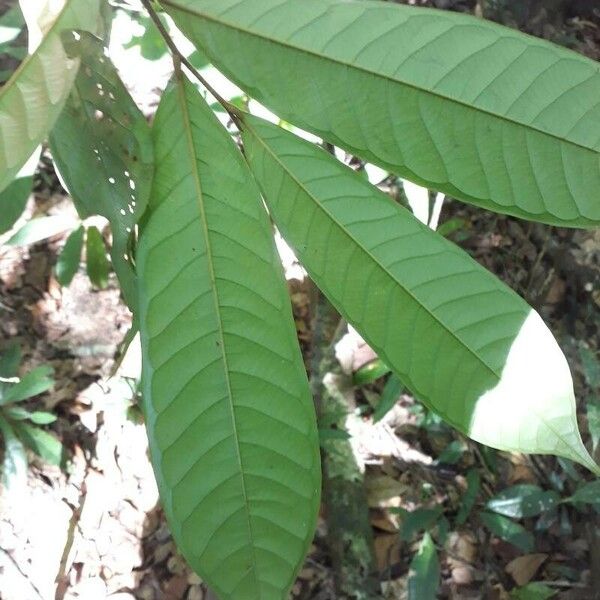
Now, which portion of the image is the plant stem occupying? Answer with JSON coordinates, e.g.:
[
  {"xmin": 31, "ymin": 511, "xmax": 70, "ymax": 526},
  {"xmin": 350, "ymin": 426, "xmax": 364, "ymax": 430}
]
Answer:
[{"xmin": 139, "ymin": 0, "xmax": 242, "ymax": 127}]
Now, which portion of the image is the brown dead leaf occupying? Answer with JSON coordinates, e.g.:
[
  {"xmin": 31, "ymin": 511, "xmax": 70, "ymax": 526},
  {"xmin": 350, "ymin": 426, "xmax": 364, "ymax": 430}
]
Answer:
[
  {"xmin": 373, "ymin": 533, "xmax": 401, "ymax": 572},
  {"xmin": 506, "ymin": 553, "xmax": 548, "ymax": 586}
]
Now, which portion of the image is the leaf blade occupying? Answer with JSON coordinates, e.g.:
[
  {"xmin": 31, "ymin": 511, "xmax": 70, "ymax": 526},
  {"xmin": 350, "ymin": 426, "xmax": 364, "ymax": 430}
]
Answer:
[
  {"xmin": 0, "ymin": 0, "xmax": 100, "ymax": 193},
  {"xmin": 137, "ymin": 73, "xmax": 320, "ymax": 599},
  {"xmin": 241, "ymin": 115, "xmax": 598, "ymax": 472},
  {"xmin": 164, "ymin": 0, "xmax": 600, "ymax": 227}
]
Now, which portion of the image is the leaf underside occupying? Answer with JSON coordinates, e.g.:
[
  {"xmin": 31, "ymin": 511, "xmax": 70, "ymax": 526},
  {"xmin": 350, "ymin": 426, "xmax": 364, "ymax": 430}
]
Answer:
[
  {"xmin": 165, "ymin": 0, "xmax": 600, "ymax": 227},
  {"xmin": 241, "ymin": 114, "xmax": 598, "ymax": 473},
  {"xmin": 0, "ymin": 0, "xmax": 100, "ymax": 194},
  {"xmin": 137, "ymin": 74, "xmax": 320, "ymax": 600},
  {"xmin": 50, "ymin": 32, "xmax": 153, "ymax": 308}
]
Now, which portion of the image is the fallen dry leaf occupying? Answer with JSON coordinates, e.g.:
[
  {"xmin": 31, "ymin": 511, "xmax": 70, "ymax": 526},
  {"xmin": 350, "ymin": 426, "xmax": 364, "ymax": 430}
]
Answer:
[{"xmin": 505, "ymin": 553, "xmax": 548, "ymax": 586}]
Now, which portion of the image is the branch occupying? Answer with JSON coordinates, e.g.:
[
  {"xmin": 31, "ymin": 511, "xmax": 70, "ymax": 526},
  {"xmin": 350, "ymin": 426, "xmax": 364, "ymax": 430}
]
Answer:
[{"xmin": 139, "ymin": 0, "xmax": 242, "ymax": 127}]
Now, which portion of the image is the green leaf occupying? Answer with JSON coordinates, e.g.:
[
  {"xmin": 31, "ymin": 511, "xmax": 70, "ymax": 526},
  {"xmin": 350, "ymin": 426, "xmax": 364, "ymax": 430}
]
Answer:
[
  {"xmin": 455, "ymin": 468, "xmax": 480, "ymax": 525},
  {"xmin": 12, "ymin": 421, "xmax": 63, "ymax": 466},
  {"xmin": 164, "ymin": 0, "xmax": 600, "ymax": 227},
  {"xmin": 397, "ymin": 506, "xmax": 443, "ymax": 542},
  {"xmin": 1, "ymin": 366, "xmax": 54, "ymax": 405},
  {"xmin": 565, "ymin": 480, "xmax": 600, "ymax": 506},
  {"xmin": 85, "ymin": 225, "xmax": 110, "ymax": 289},
  {"xmin": 353, "ymin": 358, "xmax": 390, "ymax": 386},
  {"xmin": 408, "ymin": 533, "xmax": 439, "ymax": 600},
  {"xmin": 480, "ymin": 511, "xmax": 534, "ymax": 552},
  {"xmin": 579, "ymin": 346, "xmax": 600, "ymax": 390},
  {"xmin": 586, "ymin": 397, "xmax": 600, "ymax": 453},
  {"xmin": 0, "ymin": 413, "xmax": 27, "ymax": 491},
  {"xmin": 5, "ymin": 407, "xmax": 57, "ymax": 425},
  {"xmin": 437, "ymin": 440, "xmax": 465, "ymax": 465},
  {"xmin": 0, "ymin": 344, "xmax": 21, "ymax": 379},
  {"xmin": 50, "ymin": 32, "xmax": 154, "ymax": 308},
  {"xmin": 0, "ymin": 0, "xmax": 100, "ymax": 193},
  {"xmin": 486, "ymin": 484, "xmax": 560, "ymax": 519},
  {"xmin": 510, "ymin": 582, "xmax": 556, "ymax": 600},
  {"xmin": 7, "ymin": 215, "xmax": 76, "ymax": 247},
  {"xmin": 137, "ymin": 72, "xmax": 320, "ymax": 600},
  {"xmin": 56, "ymin": 226, "xmax": 84, "ymax": 286},
  {"xmin": 373, "ymin": 374, "xmax": 403, "ymax": 423},
  {"xmin": 123, "ymin": 14, "xmax": 169, "ymax": 61},
  {"xmin": 0, "ymin": 148, "xmax": 40, "ymax": 235},
  {"xmin": 241, "ymin": 115, "xmax": 599, "ymax": 473}
]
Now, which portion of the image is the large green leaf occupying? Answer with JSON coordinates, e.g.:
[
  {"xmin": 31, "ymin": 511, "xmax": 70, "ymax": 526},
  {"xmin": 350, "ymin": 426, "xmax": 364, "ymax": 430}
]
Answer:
[
  {"xmin": 137, "ymin": 73, "xmax": 320, "ymax": 599},
  {"xmin": 0, "ymin": 0, "xmax": 100, "ymax": 193},
  {"xmin": 241, "ymin": 115, "xmax": 599, "ymax": 473},
  {"xmin": 164, "ymin": 0, "xmax": 600, "ymax": 227},
  {"xmin": 50, "ymin": 32, "xmax": 154, "ymax": 309}
]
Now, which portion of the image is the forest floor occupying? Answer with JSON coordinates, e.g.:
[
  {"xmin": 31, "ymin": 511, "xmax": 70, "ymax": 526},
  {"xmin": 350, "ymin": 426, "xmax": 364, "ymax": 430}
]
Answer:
[{"xmin": 0, "ymin": 1, "xmax": 599, "ymax": 599}]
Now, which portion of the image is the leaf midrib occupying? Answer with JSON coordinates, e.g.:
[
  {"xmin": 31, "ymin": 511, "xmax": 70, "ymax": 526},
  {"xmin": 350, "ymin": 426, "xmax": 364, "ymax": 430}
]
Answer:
[
  {"xmin": 163, "ymin": 0, "xmax": 598, "ymax": 156},
  {"xmin": 175, "ymin": 74, "xmax": 260, "ymax": 589}
]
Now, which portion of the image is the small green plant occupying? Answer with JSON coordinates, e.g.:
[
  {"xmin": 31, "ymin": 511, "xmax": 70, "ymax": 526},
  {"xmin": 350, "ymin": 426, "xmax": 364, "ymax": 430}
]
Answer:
[
  {"xmin": 0, "ymin": 344, "xmax": 62, "ymax": 491},
  {"xmin": 1, "ymin": 1, "xmax": 599, "ymax": 598}
]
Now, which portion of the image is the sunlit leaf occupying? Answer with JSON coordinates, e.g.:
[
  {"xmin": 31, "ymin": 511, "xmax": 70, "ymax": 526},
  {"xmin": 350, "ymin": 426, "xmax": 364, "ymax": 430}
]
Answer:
[
  {"xmin": 7, "ymin": 215, "xmax": 76, "ymax": 247},
  {"xmin": 50, "ymin": 32, "xmax": 153, "ymax": 308},
  {"xmin": 486, "ymin": 485, "xmax": 560, "ymax": 519},
  {"xmin": 164, "ymin": 0, "xmax": 600, "ymax": 227},
  {"xmin": 1, "ymin": 365, "xmax": 54, "ymax": 405},
  {"xmin": 353, "ymin": 358, "xmax": 390, "ymax": 386},
  {"xmin": 0, "ymin": 414, "xmax": 27, "ymax": 491},
  {"xmin": 565, "ymin": 480, "xmax": 600, "ymax": 506},
  {"xmin": 12, "ymin": 420, "xmax": 63, "ymax": 466},
  {"xmin": 137, "ymin": 72, "xmax": 320, "ymax": 599},
  {"xmin": 511, "ymin": 582, "xmax": 556, "ymax": 600},
  {"xmin": 56, "ymin": 225, "xmax": 84, "ymax": 286},
  {"xmin": 0, "ymin": 0, "xmax": 100, "ymax": 193},
  {"xmin": 241, "ymin": 115, "xmax": 599, "ymax": 473}
]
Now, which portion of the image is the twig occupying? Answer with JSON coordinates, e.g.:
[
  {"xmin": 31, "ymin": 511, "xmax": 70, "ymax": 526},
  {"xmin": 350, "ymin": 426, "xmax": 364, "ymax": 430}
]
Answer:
[
  {"xmin": 139, "ymin": 0, "xmax": 242, "ymax": 127},
  {"xmin": 0, "ymin": 547, "xmax": 45, "ymax": 600}
]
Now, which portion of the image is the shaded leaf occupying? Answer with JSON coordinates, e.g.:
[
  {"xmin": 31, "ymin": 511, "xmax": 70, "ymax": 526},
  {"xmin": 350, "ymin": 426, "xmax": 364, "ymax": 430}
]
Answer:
[
  {"xmin": 408, "ymin": 532, "xmax": 439, "ymax": 600},
  {"xmin": 510, "ymin": 582, "xmax": 556, "ymax": 600},
  {"xmin": 165, "ymin": 0, "xmax": 600, "ymax": 227},
  {"xmin": 373, "ymin": 374, "xmax": 403, "ymax": 423},
  {"xmin": 437, "ymin": 440, "xmax": 465, "ymax": 465},
  {"xmin": 241, "ymin": 115, "xmax": 599, "ymax": 472},
  {"xmin": 1, "ymin": 366, "xmax": 54, "ymax": 405},
  {"xmin": 0, "ymin": 148, "xmax": 40, "ymax": 235},
  {"xmin": 486, "ymin": 485, "xmax": 560, "ymax": 519},
  {"xmin": 566, "ymin": 480, "xmax": 600, "ymax": 506},
  {"xmin": 50, "ymin": 32, "xmax": 153, "ymax": 308},
  {"xmin": 137, "ymin": 72, "xmax": 320, "ymax": 600},
  {"xmin": 456, "ymin": 468, "xmax": 480, "ymax": 525},
  {"xmin": 480, "ymin": 511, "xmax": 534, "ymax": 552},
  {"xmin": 0, "ymin": 0, "xmax": 100, "ymax": 193},
  {"xmin": 0, "ymin": 344, "xmax": 21, "ymax": 379},
  {"xmin": 56, "ymin": 225, "xmax": 84, "ymax": 286},
  {"xmin": 85, "ymin": 225, "xmax": 110, "ymax": 289},
  {"xmin": 586, "ymin": 397, "xmax": 600, "ymax": 453},
  {"xmin": 398, "ymin": 506, "xmax": 443, "ymax": 542}
]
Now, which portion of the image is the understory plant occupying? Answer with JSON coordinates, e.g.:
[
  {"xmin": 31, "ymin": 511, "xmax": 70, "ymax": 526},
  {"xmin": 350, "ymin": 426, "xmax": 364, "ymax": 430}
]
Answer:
[{"xmin": 1, "ymin": 0, "xmax": 599, "ymax": 598}]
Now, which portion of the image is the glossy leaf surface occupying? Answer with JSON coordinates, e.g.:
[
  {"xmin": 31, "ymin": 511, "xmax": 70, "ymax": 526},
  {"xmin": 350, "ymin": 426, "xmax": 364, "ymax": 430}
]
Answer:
[
  {"xmin": 137, "ymin": 73, "xmax": 320, "ymax": 600},
  {"xmin": 0, "ymin": 0, "xmax": 100, "ymax": 193},
  {"xmin": 165, "ymin": 0, "xmax": 600, "ymax": 227},
  {"xmin": 50, "ymin": 32, "xmax": 153, "ymax": 308},
  {"xmin": 242, "ymin": 115, "xmax": 599, "ymax": 472}
]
